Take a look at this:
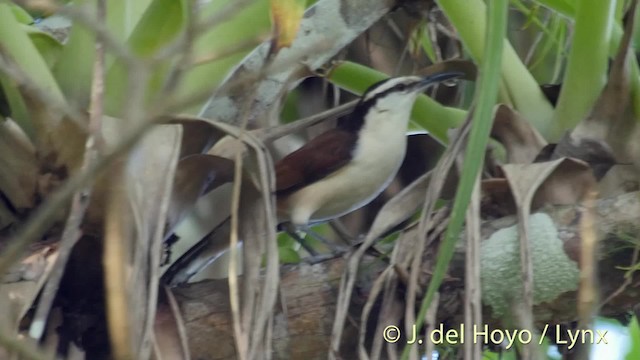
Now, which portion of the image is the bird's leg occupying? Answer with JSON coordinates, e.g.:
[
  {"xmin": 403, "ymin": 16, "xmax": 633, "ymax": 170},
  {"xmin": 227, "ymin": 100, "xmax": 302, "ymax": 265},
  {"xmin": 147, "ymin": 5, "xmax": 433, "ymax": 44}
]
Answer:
[
  {"xmin": 283, "ymin": 223, "xmax": 348, "ymax": 257},
  {"xmin": 282, "ymin": 223, "xmax": 319, "ymax": 257},
  {"xmin": 302, "ymin": 226, "xmax": 343, "ymax": 254}
]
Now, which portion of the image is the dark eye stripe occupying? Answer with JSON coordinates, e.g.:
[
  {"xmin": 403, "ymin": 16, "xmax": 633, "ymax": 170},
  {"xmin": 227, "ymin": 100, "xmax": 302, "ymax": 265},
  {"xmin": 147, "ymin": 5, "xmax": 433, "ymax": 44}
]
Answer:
[
  {"xmin": 363, "ymin": 80, "xmax": 414, "ymax": 101},
  {"xmin": 336, "ymin": 78, "xmax": 419, "ymax": 133}
]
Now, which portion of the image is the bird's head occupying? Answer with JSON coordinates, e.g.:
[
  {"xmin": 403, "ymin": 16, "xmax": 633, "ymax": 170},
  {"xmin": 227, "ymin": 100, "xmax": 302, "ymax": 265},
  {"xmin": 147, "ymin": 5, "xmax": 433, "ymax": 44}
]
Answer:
[
  {"xmin": 361, "ymin": 72, "xmax": 461, "ymax": 109},
  {"xmin": 340, "ymin": 72, "xmax": 462, "ymax": 132}
]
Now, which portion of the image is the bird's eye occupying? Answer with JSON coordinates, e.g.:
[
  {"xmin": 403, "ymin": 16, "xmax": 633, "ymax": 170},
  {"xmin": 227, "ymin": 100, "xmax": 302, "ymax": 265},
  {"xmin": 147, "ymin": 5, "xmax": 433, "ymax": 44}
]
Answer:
[{"xmin": 396, "ymin": 84, "xmax": 407, "ymax": 91}]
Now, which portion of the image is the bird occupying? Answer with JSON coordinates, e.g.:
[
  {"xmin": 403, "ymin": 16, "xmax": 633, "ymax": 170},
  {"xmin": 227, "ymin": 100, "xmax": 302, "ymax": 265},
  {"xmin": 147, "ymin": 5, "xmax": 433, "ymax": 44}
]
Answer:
[
  {"xmin": 160, "ymin": 72, "xmax": 462, "ymax": 283},
  {"xmin": 274, "ymin": 72, "xmax": 461, "ymax": 247}
]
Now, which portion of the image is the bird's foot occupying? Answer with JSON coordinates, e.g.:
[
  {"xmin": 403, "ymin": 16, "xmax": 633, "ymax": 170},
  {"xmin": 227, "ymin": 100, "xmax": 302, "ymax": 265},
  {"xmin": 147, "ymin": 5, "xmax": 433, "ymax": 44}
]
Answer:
[{"xmin": 282, "ymin": 223, "xmax": 348, "ymax": 258}]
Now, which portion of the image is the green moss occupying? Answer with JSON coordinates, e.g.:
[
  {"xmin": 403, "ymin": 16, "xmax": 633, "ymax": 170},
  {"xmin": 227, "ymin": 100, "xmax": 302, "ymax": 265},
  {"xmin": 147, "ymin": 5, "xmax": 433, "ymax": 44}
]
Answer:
[{"xmin": 480, "ymin": 213, "xmax": 580, "ymax": 316}]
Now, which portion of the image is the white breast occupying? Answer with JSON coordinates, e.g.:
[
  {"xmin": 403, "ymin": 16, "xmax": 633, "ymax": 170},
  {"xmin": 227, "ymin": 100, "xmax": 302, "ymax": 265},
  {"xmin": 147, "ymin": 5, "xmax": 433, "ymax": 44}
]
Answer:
[{"xmin": 281, "ymin": 103, "xmax": 411, "ymax": 226}]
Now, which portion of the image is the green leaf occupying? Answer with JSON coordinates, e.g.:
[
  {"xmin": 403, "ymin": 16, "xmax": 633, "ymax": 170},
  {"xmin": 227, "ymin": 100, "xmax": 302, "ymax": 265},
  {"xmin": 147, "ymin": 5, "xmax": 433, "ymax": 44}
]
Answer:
[
  {"xmin": 52, "ymin": 6, "xmax": 96, "ymax": 109},
  {"xmin": 417, "ymin": 23, "xmax": 437, "ymax": 63},
  {"xmin": 0, "ymin": 4, "xmax": 65, "ymax": 134},
  {"xmin": 436, "ymin": 0, "xmax": 554, "ymax": 137},
  {"xmin": 0, "ymin": 5, "xmax": 64, "ymax": 100},
  {"xmin": 626, "ymin": 316, "xmax": 640, "ymax": 359},
  {"xmin": 277, "ymin": 232, "xmax": 296, "ymax": 247},
  {"xmin": 127, "ymin": 0, "xmax": 186, "ymax": 57},
  {"xmin": 9, "ymin": 3, "xmax": 34, "ymax": 24},
  {"xmin": 534, "ymin": 0, "xmax": 576, "ymax": 17},
  {"xmin": 104, "ymin": 0, "xmax": 187, "ymax": 116},
  {"xmin": 107, "ymin": 0, "xmax": 154, "ymax": 42},
  {"xmin": 278, "ymin": 247, "xmax": 301, "ymax": 264},
  {"xmin": 22, "ymin": 25, "xmax": 63, "ymax": 69}
]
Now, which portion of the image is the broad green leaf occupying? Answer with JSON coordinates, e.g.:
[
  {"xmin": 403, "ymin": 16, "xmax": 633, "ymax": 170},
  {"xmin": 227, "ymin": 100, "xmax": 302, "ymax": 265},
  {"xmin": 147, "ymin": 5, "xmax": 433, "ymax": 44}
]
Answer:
[
  {"xmin": 52, "ymin": 21, "xmax": 95, "ymax": 108},
  {"xmin": 0, "ymin": 6, "xmax": 63, "ymax": 100},
  {"xmin": 0, "ymin": 4, "xmax": 65, "ymax": 134},
  {"xmin": 127, "ymin": 0, "xmax": 186, "ymax": 57},
  {"xmin": 277, "ymin": 232, "xmax": 296, "ymax": 247},
  {"xmin": 107, "ymin": 0, "xmax": 154, "ymax": 42},
  {"xmin": 22, "ymin": 25, "xmax": 63, "ymax": 69},
  {"xmin": 0, "ymin": 75, "xmax": 32, "ymax": 136},
  {"xmin": 436, "ymin": 0, "xmax": 554, "ymax": 137},
  {"xmin": 105, "ymin": 0, "xmax": 187, "ymax": 116},
  {"xmin": 9, "ymin": 3, "xmax": 34, "ymax": 24},
  {"xmin": 278, "ymin": 247, "xmax": 301, "ymax": 264},
  {"xmin": 551, "ymin": 0, "xmax": 616, "ymax": 140}
]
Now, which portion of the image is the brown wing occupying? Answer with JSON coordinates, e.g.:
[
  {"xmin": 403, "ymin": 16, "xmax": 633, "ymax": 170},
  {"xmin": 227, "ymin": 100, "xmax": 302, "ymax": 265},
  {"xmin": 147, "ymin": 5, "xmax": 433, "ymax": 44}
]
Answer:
[{"xmin": 275, "ymin": 129, "xmax": 357, "ymax": 196}]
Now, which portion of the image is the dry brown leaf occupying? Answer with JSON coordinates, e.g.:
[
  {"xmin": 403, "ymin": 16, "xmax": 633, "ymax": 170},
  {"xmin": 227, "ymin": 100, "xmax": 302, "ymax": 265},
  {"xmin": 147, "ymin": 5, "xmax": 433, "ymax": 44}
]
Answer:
[
  {"xmin": 166, "ymin": 116, "xmax": 229, "ymax": 158},
  {"xmin": 165, "ymin": 115, "xmax": 278, "ymax": 359},
  {"xmin": 162, "ymin": 115, "xmax": 275, "ymax": 283},
  {"xmin": 491, "ymin": 104, "xmax": 547, "ymax": 164},
  {"xmin": 597, "ymin": 164, "xmax": 640, "ymax": 197},
  {"xmin": 233, "ymin": 148, "xmax": 278, "ymax": 359},
  {"xmin": 550, "ymin": 134, "xmax": 616, "ymax": 180},
  {"xmin": 500, "ymin": 158, "xmax": 596, "ymax": 211},
  {"xmin": 362, "ymin": 170, "xmax": 431, "ymax": 241},
  {"xmin": 21, "ymin": 91, "xmax": 86, "ymax": 174},
  {"xmin": 481, "ymin": 178, "xmax": 516, "ymax": 218},
  {"xmin": 103, "ymin": 124, "xmax": 182, "ymax": 360},
  {"xmin": 167, "ymin": 154, "xmax": 235, "ymax": 235},
  {"xmin": 532, "ymin": 158, "xmax": 597, "ymax": 208}
]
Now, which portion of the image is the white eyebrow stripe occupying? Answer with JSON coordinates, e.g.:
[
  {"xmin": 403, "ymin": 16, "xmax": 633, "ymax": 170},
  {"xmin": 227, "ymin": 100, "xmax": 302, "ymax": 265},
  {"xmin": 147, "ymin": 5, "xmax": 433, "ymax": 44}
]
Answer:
[{"xmin": 361, "ymin": 76, "xmax": 420, "ymax": 102}]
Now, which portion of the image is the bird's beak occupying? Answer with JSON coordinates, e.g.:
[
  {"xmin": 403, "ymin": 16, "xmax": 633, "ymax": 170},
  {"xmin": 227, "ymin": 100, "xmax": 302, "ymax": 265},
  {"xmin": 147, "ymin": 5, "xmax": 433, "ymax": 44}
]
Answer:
[{"xmin": 415, "ymin": 71, "xmax": 463, "ymax": 91}]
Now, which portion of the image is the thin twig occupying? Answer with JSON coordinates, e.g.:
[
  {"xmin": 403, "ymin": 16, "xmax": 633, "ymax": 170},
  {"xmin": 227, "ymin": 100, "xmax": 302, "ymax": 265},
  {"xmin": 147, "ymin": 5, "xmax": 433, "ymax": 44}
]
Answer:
[
  {"xmin": 159, "ymin": 0, "xmax": 199, "ymax": 98},
  {"xmin": 601, "ymin": 243, "xmax": 640, "ymax": 306},
  {"xmin": 228, "ymin": 130, "xmax": 249, "ymax": 360},
  {"xmin": 27, "ymin": 0, "xmax": 107, "ymax": 341},
  {"xmin": 190, "ymin": 36, "xmax": 268, "ymax": 68},
  {"xmin": 257, "ymin": 100, "xmax": 357, "ymax": 143}
]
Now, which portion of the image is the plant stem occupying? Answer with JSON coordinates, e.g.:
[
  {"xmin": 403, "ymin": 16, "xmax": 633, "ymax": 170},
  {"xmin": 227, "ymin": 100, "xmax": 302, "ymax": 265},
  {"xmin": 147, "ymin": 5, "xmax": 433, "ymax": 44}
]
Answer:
[{"xmin": 400, "ymin": 0, "xmax": 508, "ymax": 357}]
